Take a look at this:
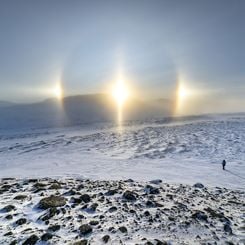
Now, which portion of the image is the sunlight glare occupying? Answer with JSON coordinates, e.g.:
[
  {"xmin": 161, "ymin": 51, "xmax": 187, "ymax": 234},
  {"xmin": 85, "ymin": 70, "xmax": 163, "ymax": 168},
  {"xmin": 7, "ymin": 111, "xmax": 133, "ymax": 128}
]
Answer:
[
  {"xmin": 112, "ymin": 78, "xmax": 129, "ymax": 107},
  {"xmin": 53, "ymin": 83, "xmax": 63, "ymax": 100}
]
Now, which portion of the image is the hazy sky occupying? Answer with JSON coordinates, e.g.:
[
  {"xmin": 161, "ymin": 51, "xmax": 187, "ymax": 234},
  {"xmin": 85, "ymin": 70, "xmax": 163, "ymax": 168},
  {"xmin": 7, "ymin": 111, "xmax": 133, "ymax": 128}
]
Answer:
[{"xmin": 0, "ymin": 0, "xmax": 244, "ymax": 113}]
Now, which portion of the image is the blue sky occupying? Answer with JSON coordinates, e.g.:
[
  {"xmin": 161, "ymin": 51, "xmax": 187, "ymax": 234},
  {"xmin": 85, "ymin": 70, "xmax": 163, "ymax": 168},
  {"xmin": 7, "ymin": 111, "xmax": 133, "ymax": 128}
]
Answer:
[{"xmin": 0, "ymin": 0, "xmax": 244, "ymax": 112}]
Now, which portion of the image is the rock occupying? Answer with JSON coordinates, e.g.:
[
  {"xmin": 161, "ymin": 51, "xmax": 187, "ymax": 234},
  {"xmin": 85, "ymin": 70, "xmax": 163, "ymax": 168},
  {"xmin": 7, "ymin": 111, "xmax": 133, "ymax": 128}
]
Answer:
[
  {"xmin": 154, "ymin": 240, "xmax": 168, "ymax": 245},
  {"xmin": 38, "ymin": 207, "xmax": 59, "ymax": 221},
  {"xmin": 224, "ymin": 223, "xmax": 232, "ymax": 234},
  {"xmin": 14, "ymin": 195, "xmax": 28, "ymax": 200},
  {"xmin": 193, "ymin": 183, "xmax": 204, "ymax": 188},
  {"xmin": 102, "ymin": 235, "xmax": 110, "ymax": 243},
  {"xmin": 9, "ymin": 240, "xmax": 17, "ymax": 245},
  {"xmin": 145, "ymin": 185, "xmax": 160, "ymax": 194},
  {"xmin": 33, "ymin": 182, "xmax": 46, "ymax": 188},
  {"xmin": 49, "ymin": 183, "xmax": 61, "ymax": 189},
  {"xmin": 5, "ymin": 214, "xmax": 13, "ymax": 220},
  {"xmin": 105, "ymin": 189, "xmax": 118, "ymax": 196},
  {"xmin": 3, "ymin": 231, "xmax": 13, "ymax": 236},
  {"xmin": 22, "ymin": 235, "xmax": 39, "ymax": 245},
  {"xmin": 79, "ymin": 224, "xmax": 93, "ymax": 235},
  {"xmin": 191, "ymin": 211, "xmax": 208, "ymax": 221},
  {"xmin": 15, "ymin": 218, "xmax": 27, "ymax": 226},
  {"xmin": 1, "ymin": 204, "xmax": 16, "ymax": 212},
  {"xmin": 88, "ymin": 203, "xmax": 98, "ymax": 212},
  {"xmin": 48, "ymin": 224, "xmax": 60, "ymax": 232},
  {"xmin": 89, "ymin": 220, "xmax": 99, "ymax": 226},
  {"xmin": 80, "ymin": 194, "xmax": 91, "ymax": 203},
  {"xmin": 150, "ymin": 179, "xmax": 162, "ymax": 185},
  {"xmin": 118, "ymin": 226, "xmax": 127, "ymax": 233},
  {"xmin": 204, "ymin": 207, "xmax": 224, "ymax": 219},
  {"xmin": 108, "ymin": 206, "xmax": 117, "ymax": 212},
  {"xmin": 73, "ymin": 240, "xmax": 88, "ymax": 245},
  {"xmin": 41, "ymin": 233, "xmax": 53, "ymax": 241},
  {"xmin": 144, "ymin": 210, "xmax": 150, "ymax": 216},
  {"xmin": 122, "ymin": 191, "xmax": 136, "ymax": 201},
  {"xmin": 124, "ymin": 179, "xmax": 134, "ymax": 183},
  {"xmin": 39, "ymin": 195, "xmax": 66, "ymax": 209}
]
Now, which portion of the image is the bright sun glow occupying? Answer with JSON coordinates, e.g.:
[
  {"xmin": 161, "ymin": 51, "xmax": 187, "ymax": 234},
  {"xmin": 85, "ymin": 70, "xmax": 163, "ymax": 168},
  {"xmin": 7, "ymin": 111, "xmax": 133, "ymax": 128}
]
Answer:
[
  {"xmin": 112, "ymin": 79, "xmax": 129, "ymax": 107},
  {"xmin": 178, "ymin": 83, "xmax": 188, "ymax": 99},
  {"xmin": 53, "ymin": 83, "xmax": 63, "ymax": 100}
]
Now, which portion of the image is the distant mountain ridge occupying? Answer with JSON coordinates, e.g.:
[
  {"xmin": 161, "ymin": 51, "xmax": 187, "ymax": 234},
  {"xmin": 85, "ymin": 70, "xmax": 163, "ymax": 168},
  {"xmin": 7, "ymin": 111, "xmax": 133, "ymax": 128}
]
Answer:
[
  {"xmin": 0, "ymin": 101, "xmax": 16, "ymax": 108},
  {"xmin": 0, "ymin": 94, "xmax": 173, "ymax": 130}
]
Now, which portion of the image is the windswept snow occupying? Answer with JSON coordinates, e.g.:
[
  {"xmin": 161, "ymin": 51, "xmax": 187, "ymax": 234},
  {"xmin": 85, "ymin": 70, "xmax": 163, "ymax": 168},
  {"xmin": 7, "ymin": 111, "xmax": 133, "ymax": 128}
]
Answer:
[{"xmin": 0, "ymin": 114, "xmax": 244, "ymax": 189}]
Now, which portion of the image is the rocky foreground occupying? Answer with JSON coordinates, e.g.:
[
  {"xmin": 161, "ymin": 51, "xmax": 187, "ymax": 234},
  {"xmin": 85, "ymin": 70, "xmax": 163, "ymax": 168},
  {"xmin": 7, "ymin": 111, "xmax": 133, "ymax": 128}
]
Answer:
[{"xmin": 0, "ymin": 178, "xmax": 244, "ymax": 245}]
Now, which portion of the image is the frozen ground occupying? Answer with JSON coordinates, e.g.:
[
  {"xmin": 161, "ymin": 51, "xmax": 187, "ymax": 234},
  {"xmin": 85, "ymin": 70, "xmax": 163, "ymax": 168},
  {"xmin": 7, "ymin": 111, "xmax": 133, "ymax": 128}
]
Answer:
[
  {"xmin": 0, "ymin": 178, "xmax": 244, "ymax": 245},
  {"xmin": 0, "ymin": 114, "xmax": 244, "ymax": 190}
]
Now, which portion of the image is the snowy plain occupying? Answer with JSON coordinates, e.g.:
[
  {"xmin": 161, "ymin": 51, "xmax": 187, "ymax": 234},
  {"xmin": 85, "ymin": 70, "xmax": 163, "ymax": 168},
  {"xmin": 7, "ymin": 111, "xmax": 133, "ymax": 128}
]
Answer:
[{"xmin": 0, "ymin": 113, "xmax": 244, "ymax": 190}]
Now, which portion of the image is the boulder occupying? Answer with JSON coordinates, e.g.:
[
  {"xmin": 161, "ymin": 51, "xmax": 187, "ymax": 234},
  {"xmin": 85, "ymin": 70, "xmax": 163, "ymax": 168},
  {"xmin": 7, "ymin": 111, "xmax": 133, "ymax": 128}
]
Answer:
[
  {"xmin": 38, "ymin": 195, "xmax": 66, "ymax": 209},
  {"xmin": 122, "ymin": 191, "xmax": 137, "ymax": 201},
  {"xmin": 79, "ymin": 224, "xmax": 93, "ymax": 235}
]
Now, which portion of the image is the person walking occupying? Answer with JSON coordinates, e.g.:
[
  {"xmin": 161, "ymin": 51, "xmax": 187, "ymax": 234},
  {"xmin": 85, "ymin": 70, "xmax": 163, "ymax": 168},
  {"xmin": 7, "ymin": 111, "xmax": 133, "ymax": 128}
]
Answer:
[{"xmin": 222, "ymin": 160, "xmax": 226, "ymax": 170}]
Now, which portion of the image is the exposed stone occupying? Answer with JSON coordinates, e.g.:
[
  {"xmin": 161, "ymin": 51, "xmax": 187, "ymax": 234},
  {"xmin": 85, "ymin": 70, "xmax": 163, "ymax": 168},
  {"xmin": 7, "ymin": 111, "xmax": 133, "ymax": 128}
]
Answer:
[
  {"xmin": 224, "ymin": 223, "xmax": 232, "ymax": 235},
  {"xmin": 41, "ymin": 233, "xmax": 53, "ymax": 241},
  {"xmin": 122, "ymin": 191, "xmax": 136, "ymax": 201},
  {"xmin": 48, "ymin": 224, "xmax": 60, "ymax": 232},
  {"xmin": 118, "ymin": 226, "xmax": 128, "ymax": 233},
  {"xmin": 22, "ymin": 235, "xmax": 39, "ymax": 245},
  {"xmin": 39, "ymin": 195, "xmax": 66, "ymax": 209},
  {"xmin": 80, "ymin": 194, "xmax": 91, "ymax": 203},
  {"xmin": 15, "ymin": 218, "xmax": 27, "ymax": 226},
  {"xmin": 193, "ymin": 183, "xmax": 204, "ymax": 188},
  {"xmin": 14, "ymin": 195, "xmax": 28, "ymax": 200},
  {"xmin": 79, "ymin": 224, "xmax": 93, "ymax": 235},
  {"xmin": 102, "ymin": 234, "xmax": 110, "ymax": 243},
  {"xmin": 1, "ymin": 205, "xmax": 16, "ymax": 212}
]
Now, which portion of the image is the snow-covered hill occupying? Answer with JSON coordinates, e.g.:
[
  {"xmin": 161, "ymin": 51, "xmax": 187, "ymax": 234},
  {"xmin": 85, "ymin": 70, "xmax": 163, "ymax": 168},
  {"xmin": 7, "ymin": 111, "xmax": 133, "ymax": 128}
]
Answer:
[{"xmin": 0, "ymin": 114, "xmax": 244, "ymax": 190}]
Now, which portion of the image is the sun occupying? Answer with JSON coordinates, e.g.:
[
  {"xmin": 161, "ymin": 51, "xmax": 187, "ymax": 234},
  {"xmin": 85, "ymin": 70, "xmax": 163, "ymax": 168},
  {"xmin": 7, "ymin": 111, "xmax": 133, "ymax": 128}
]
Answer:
[
  {"xmin": 53, "ymin": 83, "xmax": 63, "ymax": 100},
  {"xmin": 178, "ymin": 83, "xmax": 188, "ymax": 99},
  {"xmin": 112, "ymin": 78, "xmax": 129, "ymax": 107}
]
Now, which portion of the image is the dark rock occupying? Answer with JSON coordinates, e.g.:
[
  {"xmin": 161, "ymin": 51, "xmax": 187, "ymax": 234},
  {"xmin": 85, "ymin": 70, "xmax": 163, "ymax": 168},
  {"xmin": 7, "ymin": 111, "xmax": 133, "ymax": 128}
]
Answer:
[
  {"xmin": 102, "ymin": 235, "xmax": 110, "ymax": 243},
  {"xmin": 80, "ymin": 194, "xmax": 91, "ymax": 203},
  {"xmin": 79, "ymin": 224, "xmax": 93, "ymax": 235},
  {"xmin": 89, "ymin": 220, "xmax": 99, "ymax": 226},
  {"xmin": 73, "ymin": 240, "xmax": 88, "ymax": 245},
  {"xmin": 122, "ymin": 191, "xmax": 137, "ymax": 201},
  {"xmin": 48, "ymin": 224, "xmax": 60, "ymax": 232},
  {"xmin": 16, "ymin": 218, "xmax": 27, "ymax": 226},
  {"xmin": 14, "ymin": 195, "xmax": 28, "ymax": 200},
  {"xmin": 105, "ymin": 189, "xmax": 118, "ymax": 196},
  {"xmin": 192, "ymin": 211, "xmax": 208, "ymax": 221},
  {"xmin": 193, "ymin": 183, "xmax": 204, "ymax": 188},
  {"xmin": 118, "ymin": 226, "xmax": 127, "ymax": 233},
  {"xmin": 224, "ymin": 223, "xmax": 232, "ymax": 234},
  {"xmin": 41, "ymin": 233, "xmax": 53, "ymax": 241},
  {"xmin": 39, "ymin": 195, "xmax": 66, "ymax": 209},
  {"xmin": 154, "ymin": 240, "xmax": 168, "ymax": 245},
  {"xmin": 5, "ymin": 214, "xmax": 13, "ymax": 220},
  {"xmin": 145, "ymin": 185, "xmax": 160, "ymax": 194},
  {"xmin": 9, "ymin": 240, "xmax": 17, "ymax": 245},
  {"xmin": 23, "ymin": 235, "xmax": 39, "ymax": 245},
  {"xmin": 204, "ymin": 207, "xmax": 224, "ymax": 219},
  {"xmin": 38, "ymin": 207, "xmax": 59, "ymax": 221},
  {"xmin": 150, "ymin": 179, "xmax": 162, "ymax": 185},
  {"xmin": 124, "ymin": 179, "xmax": 134, "ymax": 183},
  {"xmin": 3, "ymin": 231, "xmax": 13, "ymax": 236},
  {"xmin": 108, "ymin": 206, "xmax": 117, "ymax": 213},
  {"xmin": 49, "ymin": 183, "xmax": 61, "ymax": 189},
  {"xmin": 145, "ymin": 241, "xmax": 154, "ymax": 245},
  {"xmin": 88, "ymin": 203, "xmax": 98, "ymax": 212},
  {"xmin": 1, "ymin": 204, "xmax": 16, "ymax": 212}
]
